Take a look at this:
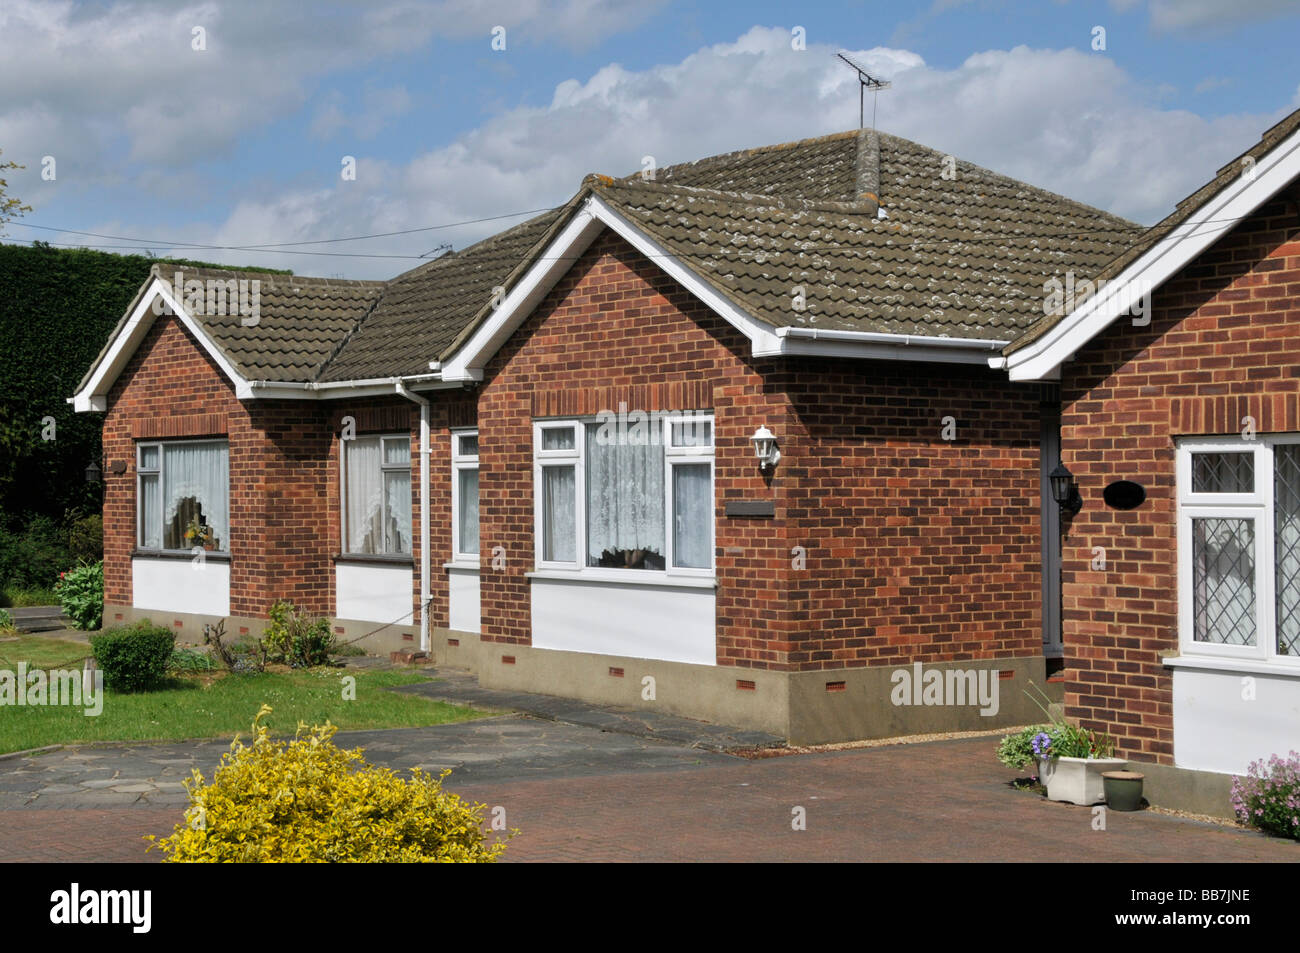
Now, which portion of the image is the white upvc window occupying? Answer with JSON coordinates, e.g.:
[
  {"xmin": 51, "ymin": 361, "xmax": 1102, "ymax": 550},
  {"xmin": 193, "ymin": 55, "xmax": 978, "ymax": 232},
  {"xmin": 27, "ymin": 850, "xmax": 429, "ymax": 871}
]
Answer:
[
  {"xmin": 1176, "ymin": 435, "xmax": 1300, "ymax": 668},
  {"xmin": 341, "ymin": 433, "xmax": 412, "ymax": 556},
  {"xmin": 136, "ymin": 439, "xmax": 230, "ymax": 553},
  {"xmin": 532, "ymin": 413, "xmax": 715, "ymax": 580},
  {"xmin": 451, "ymin": 430, "xmax": 479, "ymax": 561}
]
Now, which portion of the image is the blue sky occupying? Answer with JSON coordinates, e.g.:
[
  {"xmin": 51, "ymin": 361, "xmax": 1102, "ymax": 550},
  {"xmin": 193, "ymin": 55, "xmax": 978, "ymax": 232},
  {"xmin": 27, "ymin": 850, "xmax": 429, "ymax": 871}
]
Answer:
[{"xmin": 1, "ymin": 0, "xmax": 1297, "ymax": 278}]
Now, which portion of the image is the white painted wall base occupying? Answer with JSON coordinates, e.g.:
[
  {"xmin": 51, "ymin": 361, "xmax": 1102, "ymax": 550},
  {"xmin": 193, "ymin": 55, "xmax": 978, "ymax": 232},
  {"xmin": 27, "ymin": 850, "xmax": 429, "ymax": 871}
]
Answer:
[
  {"xmin": 1172, "ymin": 665, "xmax": 1300, "ymax": 775},
  {"xmin": 447, "ymin": 566, "xmax": 480, "ymax": 634},
  {"xmin": 530, "ymin": 576, "xmax": 716, "ymax": 666},
  {"xmin": 335, "ymin": 561, "xmax": 413, "ymax": 625},
  {"xmin": 132, "ymin": 556, "xmax": 230, "ymax": 617}
]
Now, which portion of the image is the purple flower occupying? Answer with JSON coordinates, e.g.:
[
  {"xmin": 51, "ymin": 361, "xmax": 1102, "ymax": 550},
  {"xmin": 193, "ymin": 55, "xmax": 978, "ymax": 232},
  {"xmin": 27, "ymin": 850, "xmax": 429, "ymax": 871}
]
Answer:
[{"xmin": 1031, "ymin": 732, "xmax": 1052, "ymax": 759}]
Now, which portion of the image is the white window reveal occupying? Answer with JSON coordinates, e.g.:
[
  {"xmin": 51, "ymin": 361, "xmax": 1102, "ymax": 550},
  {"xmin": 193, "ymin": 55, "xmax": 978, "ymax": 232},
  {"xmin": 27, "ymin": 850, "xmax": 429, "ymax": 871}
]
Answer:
[
  {"xmin": 342, "ymin": 434, "xmax": 412, "ymax": 555},
  {"xmin": 533, "ymin": 413, "xmax": 714, "ymax": 579},
  {"xmin": 452, "ymin": 430, "xmax": 480, "ymax": 560},
  {"xmin": 136, "ymin": 440, "xmax": 229, "ymax": 552},
  {"xmin": 1176, "ymin": 436, "xmax": 1300, "ymax": 667}
]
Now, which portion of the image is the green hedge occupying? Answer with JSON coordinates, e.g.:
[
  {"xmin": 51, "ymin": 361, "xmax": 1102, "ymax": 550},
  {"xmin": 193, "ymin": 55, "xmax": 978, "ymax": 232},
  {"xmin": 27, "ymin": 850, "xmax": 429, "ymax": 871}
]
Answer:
[
  {"xmin": 90, "ymin": 619, "xmax": 176, "ymax": 692},
  {"xmin": 0, "ymin": 242, "xmax": 287, "ymax": 588}
]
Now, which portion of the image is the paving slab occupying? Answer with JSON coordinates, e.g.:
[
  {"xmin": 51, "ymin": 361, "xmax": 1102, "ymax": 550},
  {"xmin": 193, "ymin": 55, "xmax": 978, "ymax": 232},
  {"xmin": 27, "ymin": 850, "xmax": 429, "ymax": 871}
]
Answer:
[{"xmin": 393, "ymin": 669, "xmax": 785, "ymax": 752}]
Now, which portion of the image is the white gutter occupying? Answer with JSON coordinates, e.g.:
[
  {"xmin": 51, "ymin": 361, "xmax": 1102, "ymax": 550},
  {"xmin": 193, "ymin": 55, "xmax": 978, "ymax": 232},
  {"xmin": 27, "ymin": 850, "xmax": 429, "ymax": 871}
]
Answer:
[
  {"xmin": 247, "ymin": 372, "xmax": 444, "ymax": 392},
  {"xmin": 774, "ymin": 325, "xmax": 1008, "ymax": 350},
  {"xmin": 395, "ymin": 380, "xmax": 432, "ymax": 654}
]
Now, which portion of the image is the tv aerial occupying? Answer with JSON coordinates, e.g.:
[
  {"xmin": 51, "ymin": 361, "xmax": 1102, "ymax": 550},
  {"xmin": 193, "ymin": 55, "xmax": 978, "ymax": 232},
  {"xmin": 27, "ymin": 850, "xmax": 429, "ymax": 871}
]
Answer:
[{"xmin": 837, "ymin": 52, "xmax": 891, "ymax": 131}]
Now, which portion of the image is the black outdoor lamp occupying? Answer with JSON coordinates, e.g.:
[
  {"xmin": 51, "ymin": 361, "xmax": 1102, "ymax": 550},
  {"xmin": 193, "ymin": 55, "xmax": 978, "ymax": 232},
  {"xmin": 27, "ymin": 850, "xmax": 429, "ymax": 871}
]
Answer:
[
  {"xmin": 84, "ymin": 458, "xmax": 102, "ymax": 484},
  {"xmin": 1049, "ymin": 462, "xmax": 1082, "ymax": 517}
]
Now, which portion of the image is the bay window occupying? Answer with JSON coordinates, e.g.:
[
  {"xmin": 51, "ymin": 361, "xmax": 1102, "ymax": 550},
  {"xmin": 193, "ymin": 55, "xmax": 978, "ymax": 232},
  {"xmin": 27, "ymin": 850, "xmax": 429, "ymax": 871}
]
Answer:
[
  {"xmin": 451, "ymin": 430, "xmax": 479, "ymax": 560},
  {"xmin": 137, "ymin": 440, "xmax": 229, "ymax": 552},
  {"xmin": 533, "ymin": 413, "xmax": 714, "ymax": 577},
  {"xmin": 1177, "ymin": 436, "xmax": 1300, "ymax": 665},
  {"xmin": 342, "ymin": 434, "xmax": 411, "ymax": 555}
]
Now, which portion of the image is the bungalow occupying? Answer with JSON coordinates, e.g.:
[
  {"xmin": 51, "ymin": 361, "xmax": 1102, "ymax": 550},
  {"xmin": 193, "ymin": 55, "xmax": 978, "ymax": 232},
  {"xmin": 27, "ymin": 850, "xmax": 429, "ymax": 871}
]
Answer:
[
  {"xmin": 71, "ymin": 113, "xmax": 1299, "ymax": 806},
  {"xmin": 1003, "ymin": 107, "xmax": 1300, "ymax": 807}
]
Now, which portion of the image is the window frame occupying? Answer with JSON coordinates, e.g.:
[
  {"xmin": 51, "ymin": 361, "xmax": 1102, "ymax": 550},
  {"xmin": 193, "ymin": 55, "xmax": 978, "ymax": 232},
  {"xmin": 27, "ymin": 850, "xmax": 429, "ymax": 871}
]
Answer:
[
  {"xmin": 450, "ymin": 429, "xmax": 480, "ymax": 563},
  {"xmin": 135, "ymin": 438, "xmax": 230, "ymax": 554},
  {"xmin": 339, "ymin": 432, "xmax": 413, "ymax": 557},
  {"xmin": 531, "ymin": 414, "xmax": 715, "ymax": 581},
  {"xmin": 1176, "ymin": 435, "xmax": 1300, "ymax": 669}
]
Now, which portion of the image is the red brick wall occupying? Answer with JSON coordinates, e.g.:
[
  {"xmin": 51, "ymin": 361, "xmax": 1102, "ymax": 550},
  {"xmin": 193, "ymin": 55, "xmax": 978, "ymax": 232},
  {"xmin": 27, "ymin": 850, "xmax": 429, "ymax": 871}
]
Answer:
[
  {"xmin": 476, "ymin": 229, "xmax": 1047, "ymax": 671},
  {"xmin": 102, "ymin": 316, "xmax": 439, "ymax": 628},
  {"xmin": 1060, "ymin": 193, "xmax": 1300, "ymax": 764}
]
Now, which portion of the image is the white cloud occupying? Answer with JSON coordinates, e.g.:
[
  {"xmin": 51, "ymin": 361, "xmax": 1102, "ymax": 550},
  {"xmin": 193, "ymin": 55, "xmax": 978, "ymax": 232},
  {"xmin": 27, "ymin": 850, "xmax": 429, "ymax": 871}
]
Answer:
[
  {"xmin": 26, "ymin": 24, "xmax": 1289, "ymax": 281},
  {"xmin": 0, "ymin": 0, "xmax": 662, "ymax": 179},
  {"xmin": 1123, "ymin": 0, "xmax": 1297, "ymax": 31}
]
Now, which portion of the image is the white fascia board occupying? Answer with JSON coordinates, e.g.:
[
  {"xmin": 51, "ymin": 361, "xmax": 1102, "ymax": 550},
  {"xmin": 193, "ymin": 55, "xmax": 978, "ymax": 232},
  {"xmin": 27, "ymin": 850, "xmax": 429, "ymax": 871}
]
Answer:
[
  {"xmin": 246, "ymin": 378, "xmax": 459, "ymax": 400},
  {"xmin": 72, "ymin": 278, "xmax": 250, "ymax": 411},
  {"xmin": 775, "ymin": 337, "xmax": 1002, "ymax": 365},
  {"xmin": 439, "ymin": 194, "xmax": 779, "ymax": 380},
  {"xmin": 439, "ymin": 208, "xmax": 605, "ymax": 381},
  {"xmin": 587, "ymin": 194, "xmax": 777, "ymax": 352},
  {"xmin": 1006, "ymin": 127, "xmax": 1300, "ymax": 382}
]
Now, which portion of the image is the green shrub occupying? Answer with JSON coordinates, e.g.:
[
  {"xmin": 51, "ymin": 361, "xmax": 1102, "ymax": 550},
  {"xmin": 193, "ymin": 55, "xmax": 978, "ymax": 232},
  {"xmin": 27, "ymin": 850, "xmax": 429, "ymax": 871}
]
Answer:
[
  {"xmin": 90, "ymin": 619, "xmax": 174, "ymax": 692},
  {"xmin": 0, "ymin": 514, "xmax": 70, "ymax": 590},
  {"xmin": 262, "ymin": 599, "xmax": 337, "ymax": 668},
  {"xmin": 148, "ymin": 705, "xmax": 510, "ymax": 862},
  {"xmin": 996, "ymin": 725, "xmax": 1050, "ymax": 771},
  {"xmin": 55, "ymin": 560, "xmax": 103, "ymax": 630},
  {"xmin": 0, "ymin": 608, "xmax": 14, "ymax": 634},
  {"xmin": 66, "ymin": 513, "xmax": 103, "ymax": 563}
]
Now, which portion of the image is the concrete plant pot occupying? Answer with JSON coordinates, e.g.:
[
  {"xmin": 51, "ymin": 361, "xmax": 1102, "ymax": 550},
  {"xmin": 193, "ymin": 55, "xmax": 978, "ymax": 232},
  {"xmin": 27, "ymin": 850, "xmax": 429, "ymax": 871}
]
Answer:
[
  {"xmin": 1039, "ymin": 756, "xmax": 1128, "ymax": 805},
  {"xmin": 1102, "ymin": 770, "xmax": 1145, "ymax": 811}
]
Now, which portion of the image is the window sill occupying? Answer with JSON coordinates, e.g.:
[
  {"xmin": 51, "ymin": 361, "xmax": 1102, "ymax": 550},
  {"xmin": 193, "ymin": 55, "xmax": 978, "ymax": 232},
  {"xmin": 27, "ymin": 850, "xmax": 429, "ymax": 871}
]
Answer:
[
  {"xmin": 132, "ymin": 549, "xmax": 231, "ymax": 562},
  {"xmin": 444, "ymin": 561, "xmax": 480, "ymax": 571},
  {"xmin": 526, "ymin": 569, "xmax": 717, "ymax": 590},
  {"xmin": 332, "ymin": 553, "xmax": 414, "ymax": 566},
  {"xmin": 1163, "ymin": 654, "xmax": 1300, "ymax": 679}
]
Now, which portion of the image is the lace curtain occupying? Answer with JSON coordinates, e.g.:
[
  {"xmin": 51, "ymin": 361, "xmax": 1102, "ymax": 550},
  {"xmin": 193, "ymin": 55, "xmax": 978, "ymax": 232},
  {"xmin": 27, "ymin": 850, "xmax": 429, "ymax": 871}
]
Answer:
[
  {"xmin": 585, "ymin": 423, "xmax": 664, "ymax": 565},
  {"xmin": 162, "ymin": 442, "xmax": 229, "ymax": 550}
]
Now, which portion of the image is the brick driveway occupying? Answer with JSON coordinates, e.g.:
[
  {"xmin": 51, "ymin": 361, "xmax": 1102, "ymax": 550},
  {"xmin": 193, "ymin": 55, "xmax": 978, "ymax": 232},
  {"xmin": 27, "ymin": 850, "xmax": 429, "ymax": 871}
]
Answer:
[{"xmin": 1, "ymin": 726, "xmax": 1294, "ymax": 863}]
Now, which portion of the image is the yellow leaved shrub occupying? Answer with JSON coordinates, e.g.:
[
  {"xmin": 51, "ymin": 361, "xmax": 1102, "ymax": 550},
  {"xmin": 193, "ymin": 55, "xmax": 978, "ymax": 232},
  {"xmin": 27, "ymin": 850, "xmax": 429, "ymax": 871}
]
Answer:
[{"xmin": 148, "ymin": 705, "xmax": 510, "ymax": 863}]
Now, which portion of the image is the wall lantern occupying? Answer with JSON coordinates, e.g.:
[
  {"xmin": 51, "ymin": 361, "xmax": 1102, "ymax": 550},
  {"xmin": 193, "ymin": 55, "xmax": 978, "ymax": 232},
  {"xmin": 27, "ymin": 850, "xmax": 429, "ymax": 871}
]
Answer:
[
  {"xmin": 1049, "ymin": 462, "xmax": 1082, "ymax": 516},
  {"xmin": 84, "ymin": 459, "xmax": 102, "ymax": 484},
  {"xmin": 751, "ymin": 426, "xmax": 781, "ymax": 471}
]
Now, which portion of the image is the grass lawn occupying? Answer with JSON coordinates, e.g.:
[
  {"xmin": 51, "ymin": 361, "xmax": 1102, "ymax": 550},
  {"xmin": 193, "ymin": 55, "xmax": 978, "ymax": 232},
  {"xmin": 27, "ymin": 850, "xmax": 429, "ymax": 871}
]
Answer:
[{"xmin": 0, "ymin": 634, "xmax": 487, "ymax": 754}]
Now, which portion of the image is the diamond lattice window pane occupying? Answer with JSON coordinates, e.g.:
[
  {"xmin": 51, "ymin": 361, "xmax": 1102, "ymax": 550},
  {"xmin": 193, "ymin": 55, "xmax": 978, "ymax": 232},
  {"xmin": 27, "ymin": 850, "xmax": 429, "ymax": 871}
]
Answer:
[
  {"xmin": 1192, "ymin": 452, "xmax": 1255, "ymax": 493},
  {"xmin": 1192, "ymin": 517, "xmax": 1256, "ymax": 646},
  {"xmin": 1275, "ymin": 445, "xmax": 1300, "ymax": 657}
]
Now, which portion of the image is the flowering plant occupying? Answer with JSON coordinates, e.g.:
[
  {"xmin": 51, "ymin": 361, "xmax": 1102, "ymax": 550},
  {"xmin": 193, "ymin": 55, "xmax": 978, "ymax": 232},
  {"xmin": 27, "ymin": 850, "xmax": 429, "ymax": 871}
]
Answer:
[
  {"xmin": 1230, "ymin": 751, "xmax": 1300, "ymax": 841},
  {"xmin": 1023, "ymin": 680, "xmax": 1116, "ymax": 760},
  {"xmin": 184, "ymin": 516, "xmax": 214, "ymax": 548}
]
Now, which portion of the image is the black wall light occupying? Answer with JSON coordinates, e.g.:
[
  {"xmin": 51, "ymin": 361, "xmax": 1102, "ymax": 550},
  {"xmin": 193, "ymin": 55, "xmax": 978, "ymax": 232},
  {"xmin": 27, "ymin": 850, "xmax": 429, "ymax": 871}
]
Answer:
[
  {"xmin": 84, "ymin": 459, "xmax": 102, "ymax": 484},
  {"xmin": 1049, "ymin": 462, "xmax": 1082, "ymax": 516}
]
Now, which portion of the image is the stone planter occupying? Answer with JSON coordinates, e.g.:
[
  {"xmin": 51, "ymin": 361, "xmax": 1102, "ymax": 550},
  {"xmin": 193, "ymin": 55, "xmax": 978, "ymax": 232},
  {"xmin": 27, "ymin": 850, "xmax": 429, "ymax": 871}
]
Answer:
[{"xmin": 1039, "ymin": 756, "xmax": 1128, "ymax": 805}]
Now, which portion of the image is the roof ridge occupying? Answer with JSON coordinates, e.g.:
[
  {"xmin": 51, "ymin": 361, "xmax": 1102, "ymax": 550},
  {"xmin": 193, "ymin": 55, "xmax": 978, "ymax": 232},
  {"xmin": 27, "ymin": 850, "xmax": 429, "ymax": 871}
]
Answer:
[
  {"xmin": 167, "ymin": 265, "xmax": 387, "ymax": 287},
  {"xmin": 597, "ymin": 177, "xmax": 876, "ymax": 216},
  {"xmin": 637, "ymin": 128, "xmax": 862, "ymax": 183}
]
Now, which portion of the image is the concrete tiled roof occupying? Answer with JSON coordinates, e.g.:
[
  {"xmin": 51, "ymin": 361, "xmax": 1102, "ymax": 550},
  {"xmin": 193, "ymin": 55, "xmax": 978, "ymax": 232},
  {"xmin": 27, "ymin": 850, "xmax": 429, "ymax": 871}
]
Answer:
[
  {"xmin": 594, "ymin": 128, "xmax": 1138, "ymax": 339},
  {"xmin": 316, "ymin": 207, "xmax": 568, "ymax": 382},
  {"xmin": 165, "ymin": 267, "xmax": 387, "ymax": 382},
  {"xmin": 91, "ymin": 125, "xmax": 1155, "ymax": 389}
]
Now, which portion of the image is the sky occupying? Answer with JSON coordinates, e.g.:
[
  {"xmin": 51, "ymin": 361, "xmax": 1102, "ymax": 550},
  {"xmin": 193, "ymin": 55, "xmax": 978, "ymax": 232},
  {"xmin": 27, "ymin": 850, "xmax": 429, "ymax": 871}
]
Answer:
[{"xmin": 0, "ymin": 0, "xmax": 1297, "ymax": 280}]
